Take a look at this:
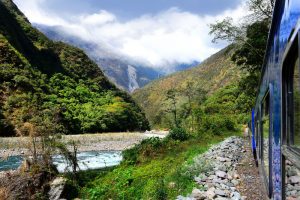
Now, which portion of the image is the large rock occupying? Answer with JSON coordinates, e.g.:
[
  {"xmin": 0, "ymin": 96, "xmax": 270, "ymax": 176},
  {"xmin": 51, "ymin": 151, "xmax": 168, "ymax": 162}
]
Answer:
[
  {"xmin": 215, "ymin": 189, "xmax": 226, "ymax": 197},
  {"xmin": 289, "ymin": 176, "xmax": 300, "ymax": 184},
  {"xmin": 231, "ymin": 191, "xmax": 241, "ymax": 200},
  {"xmin": 191, "ymin": 188, "xmax": 206, "ymax": 200},
  {"xmin": 48, "ymin": 177, "xmax": 66, "ymax": 200},
  {"xmin": 231, "ymin": 179, "xmax": 239, "ymax": 186},
  {"xmin": 216, "ymin": 171, "xmax": 227, "ymax": 179},
  {"xmin": 206, "ymin": 187, "xmax": 216, "ymax": 199}
]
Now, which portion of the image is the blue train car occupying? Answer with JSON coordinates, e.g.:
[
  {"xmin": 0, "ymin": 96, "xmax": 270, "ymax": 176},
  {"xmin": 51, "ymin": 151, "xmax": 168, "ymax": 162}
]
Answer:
[{"xmin": 251, "ymin": 0, "xmax": 300, "ymax": 199}]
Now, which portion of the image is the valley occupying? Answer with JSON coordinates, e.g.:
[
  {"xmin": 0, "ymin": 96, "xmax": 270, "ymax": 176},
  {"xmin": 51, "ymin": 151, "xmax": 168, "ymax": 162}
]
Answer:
[{"xmin": 0, "ymin": 0, "xmax": 272, "ymax": 199}]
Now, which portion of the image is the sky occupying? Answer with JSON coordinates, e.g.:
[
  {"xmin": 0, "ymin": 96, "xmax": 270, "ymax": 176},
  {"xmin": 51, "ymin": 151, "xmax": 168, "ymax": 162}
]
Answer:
[{"xmin": 13, "ymin": 0, "xmax": 246, "ymax": 71}]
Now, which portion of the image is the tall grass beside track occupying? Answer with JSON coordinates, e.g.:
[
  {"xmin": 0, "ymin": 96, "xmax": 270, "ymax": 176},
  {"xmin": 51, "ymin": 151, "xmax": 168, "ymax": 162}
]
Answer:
[{"xmin": 78, "ymin": 131, "xmax": 241, "ymax": 200}]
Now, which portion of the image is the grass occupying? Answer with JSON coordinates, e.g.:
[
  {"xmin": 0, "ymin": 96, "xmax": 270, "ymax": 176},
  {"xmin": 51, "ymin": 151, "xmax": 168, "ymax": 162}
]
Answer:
[{"xmin": 77, "ymin": 131, "xmax": 241, "ymax": 200}]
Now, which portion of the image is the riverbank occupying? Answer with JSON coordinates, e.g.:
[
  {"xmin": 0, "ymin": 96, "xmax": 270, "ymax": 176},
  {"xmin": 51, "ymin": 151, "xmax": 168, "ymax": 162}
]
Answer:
[
  {"xmin": 77, "ymin": 132, "xmax": 239, "ymax": 199},
  {"xmin": 0, "ymin": 131, "xmax": 168, "ymax": 158}
]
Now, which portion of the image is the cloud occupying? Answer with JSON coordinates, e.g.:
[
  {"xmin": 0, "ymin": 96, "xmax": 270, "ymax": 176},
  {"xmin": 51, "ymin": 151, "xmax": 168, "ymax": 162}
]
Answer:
[
  {"xmin": 79, "ymin": 10, "xmax": 116, "ymax": 26},
  {"xmin": 14, "ymin": 0, "xmax": 247, "ymax": 72}
]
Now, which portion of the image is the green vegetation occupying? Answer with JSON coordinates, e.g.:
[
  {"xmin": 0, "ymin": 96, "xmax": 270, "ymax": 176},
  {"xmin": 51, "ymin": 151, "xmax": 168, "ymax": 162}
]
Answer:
[
  {"xmin": 110, "ymin": 2, "xmax": 273, "ymax": 197},
  {"xmin": 133, "ymin": 0, "xmax": 273, "ymax": 132},
  {"xmin": 0, "ymin": 0, "xmax": 274, "ymax": 199},
  {"xmin": 134, "ymin": 51, "xmax": 249, "ymax": 135},
  {"xmin": 77, "ymin": 131, "xmax": 240, "ymax": 200},
  {"xmin": 210, "ymin": 0, "xmax": 273, "ymax": 111},
  {"xmin": 133, "ymin": 45, "xmax": 242, "ymax": 129},
  {"xmin": 0, "ymin": 0, "xmax": 149, "ymax": 136}
]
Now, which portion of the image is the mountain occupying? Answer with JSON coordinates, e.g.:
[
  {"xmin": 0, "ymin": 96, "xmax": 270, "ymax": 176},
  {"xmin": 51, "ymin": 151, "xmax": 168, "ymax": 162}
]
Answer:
[
  {"xmin": 0, "ymin": 0, "xmax": 149, "ymax": 136},
  {"xmin": 34, "ymin": 24, "xmax": 161, "ymax": 92},
  {"xmin": 34, "ymin": 24, "xmax": 199, "ymax": 92},
  {"xmin": 132, "ymin": 45, "xmax": 242, "ymax": 127}
]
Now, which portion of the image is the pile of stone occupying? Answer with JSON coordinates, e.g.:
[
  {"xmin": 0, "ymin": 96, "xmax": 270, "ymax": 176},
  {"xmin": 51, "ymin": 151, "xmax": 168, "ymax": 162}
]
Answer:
[
  {"xmin": 285, "ymin": 160, "xmax": 300, "ymax": 199},
  {"xmin": 177, "ymin": 136, "xmax": 246, "ymax": 200}
]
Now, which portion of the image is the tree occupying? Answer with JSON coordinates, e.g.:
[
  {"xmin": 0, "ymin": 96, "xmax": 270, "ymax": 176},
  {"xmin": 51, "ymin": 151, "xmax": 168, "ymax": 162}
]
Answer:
[
  {"xmin": 209, "ymin": 0, "xmax": 274, "ymax": 111},
  {"xmin": 182, "ymin": 82, "xmax": 194, "ymax": 117},
  {"xmin": 231, "ymin": 19, "xmax": 270, "ymax": 73},
  {"xmin": 165, "ymin": 89, "xmax": 179, "ymax": 127},
  {"xmin": 209, "ymin": 17, "xmax": 246, "ymax": 44},
  {"xmin": 180, "ymin": 82, "xmax": 207, "ymax": 131},
  {"xmin": 247, "ymin": 0, "xmax": 275, "ymax": 21}
]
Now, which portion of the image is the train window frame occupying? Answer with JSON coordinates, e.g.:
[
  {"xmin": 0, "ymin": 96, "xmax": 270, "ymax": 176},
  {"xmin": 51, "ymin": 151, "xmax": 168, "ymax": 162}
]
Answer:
[
  {"xmin": 255, "ymin": 109, "xmax": 261, "ymax": 159},
  {"xmin": 282, "ymin": 29, "xmax": 300, "ymax": 169},
  {"xmin": 260, "ymin": 91, "xmax": 272, "ymax": 197}
]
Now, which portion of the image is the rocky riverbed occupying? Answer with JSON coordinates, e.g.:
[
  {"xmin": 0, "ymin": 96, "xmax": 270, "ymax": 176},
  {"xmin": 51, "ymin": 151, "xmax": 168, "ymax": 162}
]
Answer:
[
  {"xmin": 0, "ymin": 131, "xmax": 168, "ymax": 158},
  {"xmin": 177, "ymin": 136, "xmax": 267, "ymax": 200}
]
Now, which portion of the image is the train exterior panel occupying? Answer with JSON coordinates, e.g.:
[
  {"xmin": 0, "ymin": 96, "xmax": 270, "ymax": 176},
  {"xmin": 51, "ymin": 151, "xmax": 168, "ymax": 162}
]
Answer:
[{"xmin": 252, "ymin": 0, "xmax": 300, "ymax": 199}]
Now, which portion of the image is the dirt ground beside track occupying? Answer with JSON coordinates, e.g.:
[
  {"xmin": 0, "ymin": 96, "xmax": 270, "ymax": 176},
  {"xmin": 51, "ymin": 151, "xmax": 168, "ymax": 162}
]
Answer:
[{"xmin": 236, "ymin": 138, "xmax": 269, "ymax": 200}]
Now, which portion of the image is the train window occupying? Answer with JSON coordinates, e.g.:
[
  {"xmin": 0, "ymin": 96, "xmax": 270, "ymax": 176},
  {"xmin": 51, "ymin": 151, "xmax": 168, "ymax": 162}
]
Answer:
[
  {"xmin": 282, "ymin": 31, "xmax": 300, "ymax": 200},
  {"xmin": 285, "ymin": 56, "xmax": 300, "ymax": 150},
  {"xmin": 256, "ymin": 120, "xmax": 259, "ymax": 157},
  {"xmin": 283, "ymin": 32, "xmax": 300, "ymax": 153},
  {"xmin": 292, "ymin": 58, "xmax": 300, "ymax": 149},
  {"xmin": 262, "ymin": 93, "xmax": 270, "ymax": 183}
]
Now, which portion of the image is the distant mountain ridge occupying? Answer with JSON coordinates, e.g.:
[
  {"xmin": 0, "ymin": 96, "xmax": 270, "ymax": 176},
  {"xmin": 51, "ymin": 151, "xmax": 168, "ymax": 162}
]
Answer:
[{"xmin": 34, "ymin": 24, "xmax": 199, "ymax": 92}]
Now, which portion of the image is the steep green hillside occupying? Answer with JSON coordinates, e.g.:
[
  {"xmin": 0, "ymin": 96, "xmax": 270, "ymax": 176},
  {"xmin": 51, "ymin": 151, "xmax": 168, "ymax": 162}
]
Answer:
[
  {"xmin": 0, "ymin": 0, "xmax": 149, "ymax": 136},
  {"xmin": 133, "ymin": 46, "xmax": 242, "ymax": 127}
]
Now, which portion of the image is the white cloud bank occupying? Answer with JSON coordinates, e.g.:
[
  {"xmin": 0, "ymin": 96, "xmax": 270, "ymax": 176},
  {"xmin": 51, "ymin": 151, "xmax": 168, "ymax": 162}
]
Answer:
[{"xmin": 14, "ymin": 0, "xmax": 247, "ymax": 71}]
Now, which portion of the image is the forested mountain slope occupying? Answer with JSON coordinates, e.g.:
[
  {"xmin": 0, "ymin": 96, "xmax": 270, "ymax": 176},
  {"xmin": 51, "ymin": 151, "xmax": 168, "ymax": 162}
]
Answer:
[
  {"xmin": 0, "ymin": 0, "xmax": 149, "ymax": 136},
  {"xmin": 133, "ymin": 45, "xmax": 242, "ymax": 127}
]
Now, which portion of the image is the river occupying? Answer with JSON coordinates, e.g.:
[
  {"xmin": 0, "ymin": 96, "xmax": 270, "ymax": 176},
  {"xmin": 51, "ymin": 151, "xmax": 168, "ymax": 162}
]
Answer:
[{"xmin": 0, "ymin": 151, "xmax": 122, "ymax": 173}]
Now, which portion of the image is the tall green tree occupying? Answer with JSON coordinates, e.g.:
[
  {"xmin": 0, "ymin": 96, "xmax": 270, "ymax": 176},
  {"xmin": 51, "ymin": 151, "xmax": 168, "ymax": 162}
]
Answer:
[
  {"xmin": 209, "ymin": 0, "xmax": 274, "ymax": 112},
  {"xmin": 165, "ymin": 89, "xmax": 179, "ymax": 127}
]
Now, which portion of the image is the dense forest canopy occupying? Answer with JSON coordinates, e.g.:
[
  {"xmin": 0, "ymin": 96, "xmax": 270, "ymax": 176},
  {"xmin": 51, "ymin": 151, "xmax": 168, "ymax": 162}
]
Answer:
[{"xmin": 0, "ymin": 0, "xmax": 149, "ymax": 136}]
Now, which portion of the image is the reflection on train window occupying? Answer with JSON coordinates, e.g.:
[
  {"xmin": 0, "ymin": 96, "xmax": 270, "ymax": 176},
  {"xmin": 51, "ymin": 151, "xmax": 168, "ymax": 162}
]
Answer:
[
  {"xmin": 293, "ymin": 58, "xmax": 300, "ymax": 149},
  {"xmin": 285, "ymin": 159, "xmax": 300, "ymax": 198},
  {"xmin": 256, "ymin": 120, "xmax": 260, "ymax": 158},
  {"xmin": 262, "ymin": 94, "xmax": 270, "ymax": 181}
]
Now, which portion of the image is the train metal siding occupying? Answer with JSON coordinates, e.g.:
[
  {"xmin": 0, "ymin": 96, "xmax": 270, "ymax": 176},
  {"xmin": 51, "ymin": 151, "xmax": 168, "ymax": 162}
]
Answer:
[{"xmin": 254, "ymin": 0, "xmax": 300, "ymax": 199}]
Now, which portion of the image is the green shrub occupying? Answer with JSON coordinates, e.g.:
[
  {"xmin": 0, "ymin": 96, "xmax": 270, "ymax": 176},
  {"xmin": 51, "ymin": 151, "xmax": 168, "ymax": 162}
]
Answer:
[
  {"xmin": 202, "ymin": 115, "xmax": 236, "ymax": 135},
  {"xmin": 237, "ymin": 113, "xmax": 250, "ymax": 124},
  {"xmin": 155, "ymin": 180, "xmax": 168, "ymax": 200},
  {"xmin": 122, "ymin": 146, "xmax": 139, "ymax": 165},
  {"xmin": 168, "ymin": 127, "xmax": 189, "ymax": 141},
  {"xmin": 122, "ymin": 137, "xmax": 164, "ymax": 165},
  {"xmin": 182, "ymin": 157, "xmax": 213, "ymax": 179}
]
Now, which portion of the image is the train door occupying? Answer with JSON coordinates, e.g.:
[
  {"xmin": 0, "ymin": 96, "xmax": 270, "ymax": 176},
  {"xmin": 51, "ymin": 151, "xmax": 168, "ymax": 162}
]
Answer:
[{"xmin": 282, "ymin": 26, "xmax": 300, "ymax": 199}]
